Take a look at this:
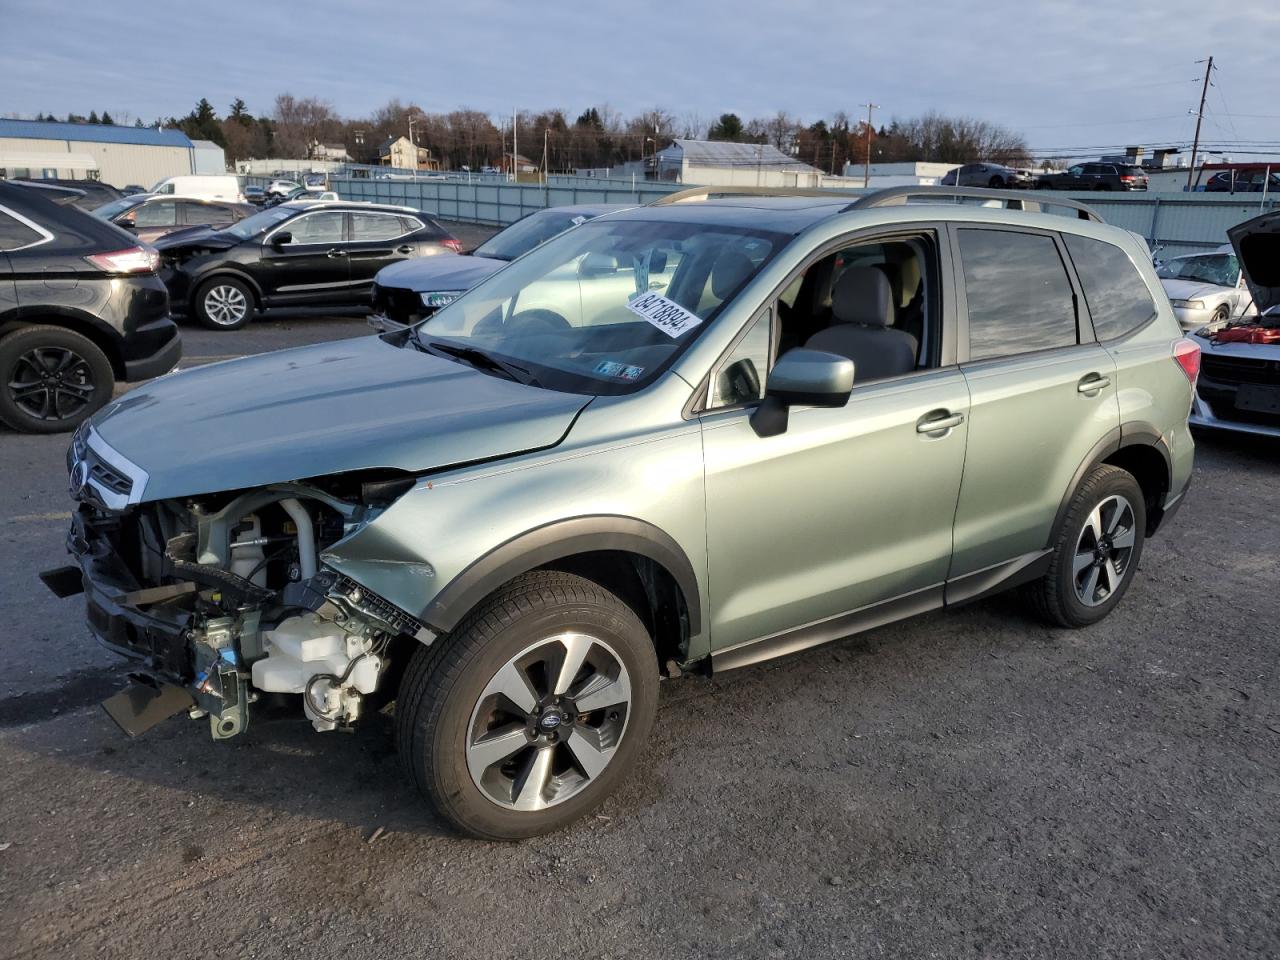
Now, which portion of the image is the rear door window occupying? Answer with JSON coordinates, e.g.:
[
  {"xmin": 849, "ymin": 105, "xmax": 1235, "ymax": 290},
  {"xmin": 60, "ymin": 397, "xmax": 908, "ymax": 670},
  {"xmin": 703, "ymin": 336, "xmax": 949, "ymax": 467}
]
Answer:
[
  {"xmin": 350, "ymin": 212, "xmax": 406, "ymax": 242},
  {"xmin": 958, "ymin": 228, "xmax": 1078, "ymax": 360},
  {"xmin": 184, "ymin": 202, "xmax": 232, "ymax": 226},
  {"xmin": 1062, "ymin": 234, "xmax": 1158, "ymax": 340}
]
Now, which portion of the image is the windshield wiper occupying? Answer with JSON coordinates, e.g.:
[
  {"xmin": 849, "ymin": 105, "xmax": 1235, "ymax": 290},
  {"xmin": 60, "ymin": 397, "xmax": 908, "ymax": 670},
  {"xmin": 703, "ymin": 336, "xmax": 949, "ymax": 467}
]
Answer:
[{"xmin": 420, "ymin": 338, "xmax": 540, "ymax": 386}]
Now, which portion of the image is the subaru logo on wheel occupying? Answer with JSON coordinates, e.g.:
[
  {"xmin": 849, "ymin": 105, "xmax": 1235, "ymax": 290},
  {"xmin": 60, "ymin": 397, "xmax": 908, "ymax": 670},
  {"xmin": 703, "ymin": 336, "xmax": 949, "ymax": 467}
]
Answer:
[{"xmin": 539, "ymin": 713, "xmax": 562, "ymax": 730}]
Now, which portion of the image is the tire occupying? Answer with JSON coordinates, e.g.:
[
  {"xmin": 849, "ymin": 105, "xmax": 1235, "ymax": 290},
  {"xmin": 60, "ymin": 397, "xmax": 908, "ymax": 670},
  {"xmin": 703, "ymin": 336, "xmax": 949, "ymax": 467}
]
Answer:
[
  {"xmin": 397, "ymin": 570, "xmax": 659, "ymax": 840},
  {"xmin": 194, "ymin": 276, "xmax": 254, "ymax": 330},
  {"xmin": 1211, "ymin": 304, "xmax": 1230, "ymax": 327},
  {"xmin": 1028, "ymin": 464, "xmax": 1147, "ymax": 628},
  {"xmin": 0, "ymin": 326, "xmax": 114, "ymax": 434},
  {"xmin": 988, "ymin": 176, "xmax": 1004, "ymax": 188}
]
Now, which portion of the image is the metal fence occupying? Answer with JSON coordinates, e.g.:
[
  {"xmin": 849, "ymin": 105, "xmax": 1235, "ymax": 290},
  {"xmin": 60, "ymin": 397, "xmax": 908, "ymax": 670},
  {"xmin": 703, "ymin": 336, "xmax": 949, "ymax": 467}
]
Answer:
[{"xmin": 265, "ymin": 175, "xmax": 1276, "ymax": 254}]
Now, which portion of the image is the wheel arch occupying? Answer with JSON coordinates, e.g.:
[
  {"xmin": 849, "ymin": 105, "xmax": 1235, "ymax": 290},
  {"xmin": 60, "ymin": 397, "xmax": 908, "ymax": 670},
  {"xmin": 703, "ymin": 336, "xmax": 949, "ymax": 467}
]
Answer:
[
  {"xmin": 1048, "ymin": 426, "xmax": 1172, "ymax": 546},
  {"xmin": 420, "ymin": 515, "xmax": 703, "ymax": 667},
  {"xmin": 0, "ymin": 310, "xmax": 125, "ymax": 378}
]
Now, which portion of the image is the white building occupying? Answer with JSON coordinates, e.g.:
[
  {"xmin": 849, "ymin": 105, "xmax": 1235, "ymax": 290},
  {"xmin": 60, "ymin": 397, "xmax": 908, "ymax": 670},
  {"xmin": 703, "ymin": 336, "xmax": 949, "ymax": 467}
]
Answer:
[
  {"xmin": 841, "ymin": 161, "xmax": 959, "ymax": 187},
  {"xmin": 0, "ymin": 118, "xmax": 206, "ymax": 188},
  {"xmin": 655, "ymin": 139, "xmax": 824, "ymax": 187}
]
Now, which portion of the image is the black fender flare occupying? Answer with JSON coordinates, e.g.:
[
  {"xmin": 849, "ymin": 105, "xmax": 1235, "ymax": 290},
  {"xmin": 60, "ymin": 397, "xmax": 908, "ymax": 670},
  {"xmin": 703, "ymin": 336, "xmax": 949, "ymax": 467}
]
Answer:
[
  {"xmin": 0, "ymin": 305, "xmax": 127, "ymax": 376},
  {"xmin": 420, "ymin": 515, "xmax": 702, "ymax": 637},
  {"xmin": 1045, "ymin": 424, "xmax": 1173, "ymax": 549}
]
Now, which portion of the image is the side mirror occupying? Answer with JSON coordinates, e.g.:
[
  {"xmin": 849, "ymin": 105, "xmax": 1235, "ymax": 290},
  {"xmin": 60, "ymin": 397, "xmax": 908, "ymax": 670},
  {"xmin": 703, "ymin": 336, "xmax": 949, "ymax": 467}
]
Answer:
[
  {"xmin": 749, "ymin": 349, "xmax": 854, "ymax": 438},
  {"xmin": 271, "ymin": 231, "xmax": 292, "ymax": 247},
  {"xmin": 579, "ymin": 252, "xmax": 618, "ymax": 278}
]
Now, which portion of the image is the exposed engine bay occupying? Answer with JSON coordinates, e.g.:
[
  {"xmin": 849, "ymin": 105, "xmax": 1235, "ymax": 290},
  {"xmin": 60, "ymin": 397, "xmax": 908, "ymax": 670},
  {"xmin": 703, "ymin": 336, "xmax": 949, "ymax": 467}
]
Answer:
[{"xmin": 49, "ymin": 429, "xmax": 428, "ymax": 739}]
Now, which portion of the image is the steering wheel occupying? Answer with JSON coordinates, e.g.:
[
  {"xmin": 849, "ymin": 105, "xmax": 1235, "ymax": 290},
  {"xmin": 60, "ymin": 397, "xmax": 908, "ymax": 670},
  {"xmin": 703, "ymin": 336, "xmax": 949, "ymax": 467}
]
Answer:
[
  {"xmin": 720, "ymin": 358, "xmax": 761, "ymax": 404},
  {"xmin": 505, "ymin": 309, "xmax": 570, "ymax": 334}
]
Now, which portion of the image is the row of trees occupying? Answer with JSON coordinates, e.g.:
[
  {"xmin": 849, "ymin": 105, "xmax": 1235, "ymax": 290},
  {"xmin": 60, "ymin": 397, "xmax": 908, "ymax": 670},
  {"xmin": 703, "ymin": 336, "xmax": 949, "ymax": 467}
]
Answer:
[{"xmin": 23, "ymin": 98, "xmax": 1031, "ymax": 171}]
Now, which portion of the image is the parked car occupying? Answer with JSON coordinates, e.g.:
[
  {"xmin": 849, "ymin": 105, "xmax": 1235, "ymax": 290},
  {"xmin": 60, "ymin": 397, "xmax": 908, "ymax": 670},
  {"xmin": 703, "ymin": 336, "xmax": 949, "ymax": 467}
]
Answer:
[
  {"xmin": 266, "ymin": 179, "xmax": 300, "ymax": 197},
  {"xmin": 43, "ymin": 185, "xmax": 1196, "ymax": 839},
  {"xmin": 1156, "ymin": 248, "xmax": 1255, "ymax": 330},
  {"xmin": 9, "ymin": 177, "xmax": 123, "ymax": 212},
  {"xmin": 371, "ymin": 203, "xmax": 631, "ymax": 331},
  {"xmin": 0, "ymin": 181, "xmax": 180, "ymax": 433},
  {"xmin": 119, "ymin": 185, "xmax": 147, "ymax": 197},
  {"xmin": 149, "ymin": 175, "xmax": 244, "ymax": 203},
  {"xmin": 303, "ymin": 174, "xmax": 328, "ymax": 192},
  {"xmin": 1037, "ymin": 163, "xmax": 1149, "ymax": 191},
  {"xmin": 243, "ymin": 185, "xmax": 267, "ymax": 205},
  {"xmin": 153, "ymin": 200, "xmax": 461, "ymax": 329},
  {"xmin": 940, "ymin": 163, "xmax": 1031, "ymax": 189},
  {"xmin": 91, "ymin": 194, "xmax": 257, "ymax": 243},
  {"xmin": 1189, "ymin": 209, "xmax": 1280, "ymax": 437},
  {"xmin": 1203, "ymin": 169, "xmax": 1280, "ymax": 194}
]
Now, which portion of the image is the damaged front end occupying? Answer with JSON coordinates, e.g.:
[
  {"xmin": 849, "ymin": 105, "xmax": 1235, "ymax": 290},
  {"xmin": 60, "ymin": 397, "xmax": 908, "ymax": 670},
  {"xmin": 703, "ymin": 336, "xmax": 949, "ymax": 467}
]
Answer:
[{"xmin": 44, "ymin": 425, "xmax": 429, "ymax": 740}]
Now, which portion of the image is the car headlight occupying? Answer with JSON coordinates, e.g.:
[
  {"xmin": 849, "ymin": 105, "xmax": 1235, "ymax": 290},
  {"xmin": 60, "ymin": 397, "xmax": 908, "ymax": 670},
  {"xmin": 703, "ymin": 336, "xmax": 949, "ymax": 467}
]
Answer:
[
  {"xmin": 421, "ymin": 290, "xmax": 465, "ymax": 309},
  {"xmin": 1170, "ymin": 299, "xmax": 1206, "ymax": 310}
]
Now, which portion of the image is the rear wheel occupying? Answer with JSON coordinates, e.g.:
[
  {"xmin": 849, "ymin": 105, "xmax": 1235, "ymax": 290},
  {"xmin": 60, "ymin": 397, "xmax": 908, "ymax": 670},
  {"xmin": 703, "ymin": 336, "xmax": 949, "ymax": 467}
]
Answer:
[
  {"xmin": 0, "ymin": 326, "xmax": 114, "ymax": 434},
  {"xmin": 194, "ymin": 277, "xmax": 254, "ymax": 330},
  {"xmin": 397, "ymin": 571, "xmax": 659, "ymax": 839},
  {"xmin": 1029, "ymin": 464, "xmax": 1146, "ymax": 627}
]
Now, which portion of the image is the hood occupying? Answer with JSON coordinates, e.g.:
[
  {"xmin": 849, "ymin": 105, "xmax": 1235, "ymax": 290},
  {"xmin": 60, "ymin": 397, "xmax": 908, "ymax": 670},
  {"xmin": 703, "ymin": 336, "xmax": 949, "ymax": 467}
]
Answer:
[
  {"xmin": 375, "ymin": 254, "xmax": 505, "ymax": 293},
  {"xmin": 1159, "ymin": 278, "xmax": 1224, "ymax": 301},
  {"xmin": 153, "ymin": 225, "xmax": 238, "ymax": 253},
  {"xmin": 90, "ymin": 335, "xmax": 591, "ymax": 502},
  {"xmin": 1228, "ymin": 210, "xmax": 1280, "ymax": 313}
]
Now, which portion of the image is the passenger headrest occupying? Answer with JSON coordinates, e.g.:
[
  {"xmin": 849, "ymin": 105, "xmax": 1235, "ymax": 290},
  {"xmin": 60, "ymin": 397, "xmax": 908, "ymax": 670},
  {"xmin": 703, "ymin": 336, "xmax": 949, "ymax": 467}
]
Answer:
[
  {"xmin": 897, "ymin": 255, "xmax": 922, "ymax": 305},
  {"xmin": 831, "ymin": 267, "xmax": 895, "ymax": 328},
  {"xmin": 710, "ymin": 249, "xmax": 754, "ymax": 300}
]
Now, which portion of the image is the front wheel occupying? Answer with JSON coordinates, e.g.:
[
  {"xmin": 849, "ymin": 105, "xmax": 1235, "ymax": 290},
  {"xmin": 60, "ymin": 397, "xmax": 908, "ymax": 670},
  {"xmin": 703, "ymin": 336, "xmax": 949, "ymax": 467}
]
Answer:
[
  {"xmin": 194, "ymin": 277, "xmax": 254, "ymax": 330},
  {"xmin": 1028, "ymin": 464, "xmax": 1146, "ymax": 627},
  {"xmin": 988, "ymin": 176, "xmax": 1004, "ymax": 188},
  {"xmin": 397, "ymin": 571, "xmax": 659, "ymax": 839}
]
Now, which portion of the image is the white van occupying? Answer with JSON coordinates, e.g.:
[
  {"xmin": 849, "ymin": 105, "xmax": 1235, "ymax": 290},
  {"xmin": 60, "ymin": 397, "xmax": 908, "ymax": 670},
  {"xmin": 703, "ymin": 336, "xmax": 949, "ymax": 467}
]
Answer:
[{"xmin": 149, "ymin": 175, "xmax": 243, "ymax": 203}]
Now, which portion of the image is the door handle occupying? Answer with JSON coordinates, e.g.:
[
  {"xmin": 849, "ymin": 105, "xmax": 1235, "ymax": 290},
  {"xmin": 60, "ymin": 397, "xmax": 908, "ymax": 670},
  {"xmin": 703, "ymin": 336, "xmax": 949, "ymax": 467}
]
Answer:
[
  {"xmin": 1077, "ymin": 373, "xmax": 1111, "ymax": 395},
  {"xmin": 326, "ymin": 248, "xmax": 347, "ymax": 259},
  {"xmin": 916, "ymin": 410, "xmax": 965, "ymax": 435},
  {"xmin": 396, "ymin": 244, "xmax": 413, "ymax": 254}
]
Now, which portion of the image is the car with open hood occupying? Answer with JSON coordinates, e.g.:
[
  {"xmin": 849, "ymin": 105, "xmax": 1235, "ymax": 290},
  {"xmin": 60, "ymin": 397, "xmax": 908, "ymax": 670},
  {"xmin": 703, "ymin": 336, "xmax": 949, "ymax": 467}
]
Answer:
[
  {"xmin": 43, "ymin": 186, "xmax": 1196, "ymax": 839},
  {"xmin": 153, "ymin": 199, "xmax": 461, "ymax": 330},
  {"xmin": 1156, "ymin": 247, "xmax": 1256, "ymax": 331},
  {"xmin": 1189, "ymin": 210, "xmax": 1280, "ymax": 437},
  {"xmin": 369, "ymin": 203, "xmax": 631, "ymax": 331}
]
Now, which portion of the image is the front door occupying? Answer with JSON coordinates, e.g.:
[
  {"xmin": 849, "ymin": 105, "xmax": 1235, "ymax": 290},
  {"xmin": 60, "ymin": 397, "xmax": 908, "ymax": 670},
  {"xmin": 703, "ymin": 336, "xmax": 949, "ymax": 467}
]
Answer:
[
  {"xmin": 947, "ymin": 225, "xmax": 1121, "ymax": 581},
  {"xmin": 700, "ymin": 229, "xmax": 969, "ymax": 658},
  {"xmin": 258, "ymin": 209, "xmax": 349, "ymax": 305}
]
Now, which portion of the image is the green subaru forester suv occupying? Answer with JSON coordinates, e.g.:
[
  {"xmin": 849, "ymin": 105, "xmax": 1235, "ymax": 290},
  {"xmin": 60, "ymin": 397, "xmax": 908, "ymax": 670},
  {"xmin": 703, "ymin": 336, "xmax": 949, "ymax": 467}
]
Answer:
[{"xmin": 46, "ymin": 187, "xmax": 1198, "ymax": 838}]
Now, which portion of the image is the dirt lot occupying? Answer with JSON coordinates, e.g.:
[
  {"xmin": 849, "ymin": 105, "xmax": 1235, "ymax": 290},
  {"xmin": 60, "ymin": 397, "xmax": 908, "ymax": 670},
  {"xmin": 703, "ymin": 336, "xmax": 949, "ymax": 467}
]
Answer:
[{"xmin": 1, "ymin": 225, "xmax": 1277, "ymax": 958}]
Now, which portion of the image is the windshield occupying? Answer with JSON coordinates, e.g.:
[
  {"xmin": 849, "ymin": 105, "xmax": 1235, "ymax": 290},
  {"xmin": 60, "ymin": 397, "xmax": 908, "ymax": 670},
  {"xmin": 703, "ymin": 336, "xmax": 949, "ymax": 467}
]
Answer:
[
  {"xmin": 473, "ymin": 209, "xmax": 599, "ymax": 261},
  {"xmin": 92, "ymin": 196, "xmax": 145, "ymax": 220},
  {"xmin": 1157, "ymin": 254, "xmax": 1238, "ymax": 287},
  {"xmin": 416, "ymin": 217, "xmax": 787, "ymax": 394},
  {"xmin": 224, "ymin": 206, "xmax": 298, "ymax": 239}
]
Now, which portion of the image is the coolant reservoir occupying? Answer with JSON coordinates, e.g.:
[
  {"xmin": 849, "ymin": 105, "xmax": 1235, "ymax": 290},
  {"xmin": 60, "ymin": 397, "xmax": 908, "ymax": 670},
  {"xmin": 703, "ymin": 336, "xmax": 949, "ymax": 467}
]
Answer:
[{"xmin": 252, "ymin": 614, "xmax": 352, "ymax": 694}]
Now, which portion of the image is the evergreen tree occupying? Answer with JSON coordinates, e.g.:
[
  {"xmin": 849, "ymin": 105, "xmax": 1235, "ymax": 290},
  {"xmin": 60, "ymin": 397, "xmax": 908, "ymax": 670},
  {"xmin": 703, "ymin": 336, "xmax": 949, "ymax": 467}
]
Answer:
[
  {"xmin": 101, "ymin": 111, "xmax": 114, "ymax": 125},
  {"xmin": 88, "ymin": 110, "xmax": 99, "ymax": 124}
]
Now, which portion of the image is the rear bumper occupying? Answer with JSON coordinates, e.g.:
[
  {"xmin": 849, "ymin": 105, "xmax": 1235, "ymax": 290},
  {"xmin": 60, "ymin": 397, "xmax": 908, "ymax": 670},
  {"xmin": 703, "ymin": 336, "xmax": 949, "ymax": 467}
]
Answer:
[
  {"xmin": 1190, "ymin": 391, "xmax": 1280, "ymax": 438},
  {"xmin": 122, "ymin": 325, "xmax": 182, "ymax": 382}
]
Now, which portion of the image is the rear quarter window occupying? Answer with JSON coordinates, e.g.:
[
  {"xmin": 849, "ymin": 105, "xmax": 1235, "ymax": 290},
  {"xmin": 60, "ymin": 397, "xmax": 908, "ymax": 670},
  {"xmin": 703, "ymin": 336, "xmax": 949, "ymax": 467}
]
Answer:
[
  {"xmin": 1062, "ymin": 234, "xmax": 1157, "ymax": 340},
  {"xmin": 0, "ymin": 210, "xmax": 45, "ymax": 250}
]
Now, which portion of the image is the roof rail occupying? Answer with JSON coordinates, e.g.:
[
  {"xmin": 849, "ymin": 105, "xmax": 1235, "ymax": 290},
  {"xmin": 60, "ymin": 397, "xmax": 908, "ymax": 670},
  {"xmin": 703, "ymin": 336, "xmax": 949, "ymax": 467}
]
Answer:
[
  {"xmin": 847, "ymin": 186, "xmax": 1103, "ymax": 222},
  {"xmin": 648, "ymin": 185, "xmax": 861, "ymax": 205}
]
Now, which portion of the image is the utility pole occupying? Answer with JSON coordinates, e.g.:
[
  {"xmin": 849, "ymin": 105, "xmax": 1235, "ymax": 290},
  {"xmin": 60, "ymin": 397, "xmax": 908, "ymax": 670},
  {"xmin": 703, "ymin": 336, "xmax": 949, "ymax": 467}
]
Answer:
[
  {"xmin": 861, "ymin": 103, "xmax": 879, "ymax": 188},
  {"xmin": 1186, "ymin": 57, "xmax": 1214, "ymax": 192},
  {"xmin": 512, "ymin": 107, "xmax": 518, "ymax": 182}
]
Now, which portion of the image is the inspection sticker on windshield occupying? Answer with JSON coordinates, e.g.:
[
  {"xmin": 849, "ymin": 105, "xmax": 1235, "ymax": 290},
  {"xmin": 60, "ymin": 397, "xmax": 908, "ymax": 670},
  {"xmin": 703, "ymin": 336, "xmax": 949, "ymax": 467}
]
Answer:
[
  {"xmin": 594, "ymin": 360, "xmax": 644, "ymax": 380},
  {"xmin": 626, "ymin": 291, "xmax": 702, "ymax": 338}
]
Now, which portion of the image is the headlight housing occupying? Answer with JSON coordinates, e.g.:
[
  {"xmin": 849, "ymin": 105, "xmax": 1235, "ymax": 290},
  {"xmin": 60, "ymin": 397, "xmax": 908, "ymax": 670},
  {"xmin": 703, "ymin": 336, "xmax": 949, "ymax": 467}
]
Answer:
[
  {"xmin": 421, "ymin": 290, "xmax": 465, "ymax": 309},
  {"xmin": 1170, "ymin": 299, "xmax": 1206, "ymax": 310}
]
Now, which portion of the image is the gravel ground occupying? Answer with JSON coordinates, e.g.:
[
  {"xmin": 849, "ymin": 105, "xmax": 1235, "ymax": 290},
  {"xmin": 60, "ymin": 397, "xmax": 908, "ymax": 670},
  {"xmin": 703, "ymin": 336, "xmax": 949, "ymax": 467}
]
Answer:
[{"xmin": 0, "ymin": 223, "xmax": 1277, "ymax": 957}]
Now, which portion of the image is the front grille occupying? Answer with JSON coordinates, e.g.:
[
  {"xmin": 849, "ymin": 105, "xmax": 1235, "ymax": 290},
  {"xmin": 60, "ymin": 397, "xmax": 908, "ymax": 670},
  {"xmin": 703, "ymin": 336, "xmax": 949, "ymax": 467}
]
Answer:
[
  {"xmin": 89, "ymin": 458, "xmax": 133, "ymax": 496},
  {"xmin": 372, "ymin": 283, "xmax": 428, "ymax": 325},
  {"xmin": 1201, "ymin": 355, "xmax": 1280, "ymax": 387}
]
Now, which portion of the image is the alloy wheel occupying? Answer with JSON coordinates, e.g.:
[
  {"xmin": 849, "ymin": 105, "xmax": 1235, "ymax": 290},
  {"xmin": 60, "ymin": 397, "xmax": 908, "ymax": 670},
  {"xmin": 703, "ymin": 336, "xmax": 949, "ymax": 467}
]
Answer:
[
  {"xmin": 466, "ymin": 632, "xmax": 632, "ymax": 812},
  {"xmin": 1073, "ymin": 494, "xmax": 1137, "ymax": 607},
  {"xmin": 7, "ymin": 346, "xmax": 96, "ymax": 422},
  {"xmin": 204, "ymin": 284, "xmax": 248, "ymax": 326}
]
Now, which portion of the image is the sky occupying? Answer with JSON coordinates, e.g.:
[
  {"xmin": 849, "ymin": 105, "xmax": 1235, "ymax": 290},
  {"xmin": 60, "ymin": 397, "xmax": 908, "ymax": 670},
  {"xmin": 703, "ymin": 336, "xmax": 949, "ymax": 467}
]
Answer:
[{"xmin": 2, "ymin": 0, "xmax": 1278, "ymax": 163}]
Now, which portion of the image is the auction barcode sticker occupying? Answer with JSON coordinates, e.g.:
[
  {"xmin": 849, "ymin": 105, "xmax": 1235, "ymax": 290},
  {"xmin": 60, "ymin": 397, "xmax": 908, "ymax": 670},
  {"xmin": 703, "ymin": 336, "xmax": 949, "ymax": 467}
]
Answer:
[{"xmin": 626, "ymin": 292, "xmax": 703, "ymax": 338}]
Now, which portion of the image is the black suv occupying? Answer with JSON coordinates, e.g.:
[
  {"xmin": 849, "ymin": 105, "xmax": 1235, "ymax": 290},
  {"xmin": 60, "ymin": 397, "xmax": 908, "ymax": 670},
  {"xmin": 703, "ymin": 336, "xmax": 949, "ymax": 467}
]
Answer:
[
  {"xmin": 1037, "ymin": 163, "xmax": 1149, "ymax": 191},
  {"xmin": 0, "ymin": 182, "xmax": 181, "ymax": 433},
  {"xmin": 153, "ymin": 200, "xmax": 462, "ymax": 330}
]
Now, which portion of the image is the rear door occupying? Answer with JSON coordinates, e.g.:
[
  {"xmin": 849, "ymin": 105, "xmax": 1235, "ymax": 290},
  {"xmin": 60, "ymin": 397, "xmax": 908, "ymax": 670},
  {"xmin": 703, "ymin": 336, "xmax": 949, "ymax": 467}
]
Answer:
[
  {"xmin": 345, "ymin": 211, "xmax": 420, "ymax": 296},
  {"xmin": 948, "ymin": 225, "xmax": 1120, "ymax": 585},
  {"xmin": 257, "ymin": 209, "xmax": 349, "ymax": 305}
]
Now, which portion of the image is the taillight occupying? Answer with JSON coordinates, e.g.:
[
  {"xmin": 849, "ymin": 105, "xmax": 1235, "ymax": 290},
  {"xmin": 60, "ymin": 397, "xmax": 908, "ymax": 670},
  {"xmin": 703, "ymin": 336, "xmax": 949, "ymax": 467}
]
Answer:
[
  {"xmin": 1173, "ymin": 337, "xmax": 1201, "ymax": 384},
  {"xmin": 86, "ymin": 245, "xmax": 160, "ymax": 274},
  {"xmin": 442, "ymin": 238, "xmax": 463, "ymax": 253}
]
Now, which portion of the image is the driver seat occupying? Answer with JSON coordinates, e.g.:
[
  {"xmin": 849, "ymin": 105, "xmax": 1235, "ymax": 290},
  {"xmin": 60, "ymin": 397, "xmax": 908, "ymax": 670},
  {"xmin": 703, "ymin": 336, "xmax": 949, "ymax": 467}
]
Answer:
[{"xmin": 804, "ymin": 268, "xmax": 918, "ymax": 381}]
